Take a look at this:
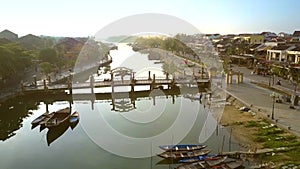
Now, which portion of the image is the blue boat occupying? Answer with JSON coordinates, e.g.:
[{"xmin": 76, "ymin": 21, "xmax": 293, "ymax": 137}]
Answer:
[
  {"xmin": 69, "ymin": 111, "xmax": 79, "ymax": 129},
  {"xmin": 159, "ymin": 144, "xmax": 206, "ymax": 151},
  {"xmin": 70, "ymin": 112, "xmax": 79, "ymax": 123},
  {"xmin": 179, "ymin": 154, "xmax": 220, "ymax": 163}
]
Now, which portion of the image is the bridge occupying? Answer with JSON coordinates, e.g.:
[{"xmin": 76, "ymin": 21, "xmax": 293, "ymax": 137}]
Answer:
[{"xmin": 21, "ymin": 67, "xmax": 211, "ymax": 94}]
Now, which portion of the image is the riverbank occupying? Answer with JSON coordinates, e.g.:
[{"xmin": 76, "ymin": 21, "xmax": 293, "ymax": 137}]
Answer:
[{"xmin": 221, "ymin": 94, "xmax": 300, "ymax": 168}]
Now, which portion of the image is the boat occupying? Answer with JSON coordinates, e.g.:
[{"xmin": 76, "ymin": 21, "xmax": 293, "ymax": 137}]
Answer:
[
  {"xmin": 69, "ymin": 111, "xmax": 79, "ymax": 129},
  {"xmin": 176, "ymin": 156, "xmax": 227, "ymax": 169},
  {"xmin": 31, "ymin": 112, "xmax": 50, "ymax": 128},
  {"xmin": 217, "ymin": 160, "xmax": 243, "ymax": 169},
  {"xmin": 39, "ymin": 113, "xmax": 55, "ymax": 129},
  {"xmin": 159, "ymin": 144, "xmax": 206, "ymax": 151},
  {"xmin": 179, "ymin": 154, "xmax": 220, "ymax": 163},
  {"xmin": 45, "ymin": 108, "xmax": 71, "ymax": 128},
  {"xmin": 158, "ymin": 149, "xmax": 210, "ymax": 159}
]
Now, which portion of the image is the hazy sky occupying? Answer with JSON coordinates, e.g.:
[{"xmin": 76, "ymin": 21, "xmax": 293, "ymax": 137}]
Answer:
[{"xmin": 1, "ymin": 0, "xmax": 300, "ymax": 37}]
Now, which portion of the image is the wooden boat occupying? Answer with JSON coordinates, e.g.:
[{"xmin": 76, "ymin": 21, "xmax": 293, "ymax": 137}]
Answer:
[
  {"xmin": 39, "ymin": 113, "xmax": 55, "ymax": 130},
  {"xmin": 179, "ymin": 154, "xmax": 220, "ymax": 163},
  {"xmin": 158, "ymin": 149, "xmax": 210, "ymax": 159},
  {"xmin": 45, "ymin": 108, "xmax": 70, "ymax": 128},
  {"xmin": 31, "ymin": 112, "xmax": 50, "ymax": 128},
  {"xmin": 218, "ymin": 160, "xmax": 243, "ymax": 169},
  {"xmin": 159, "ymin": 144, "xmax": 206, "ymax": 151},
  {"xmin": 176, "ymin": 156, "xmax": 227, "ymax": 169},
  {"xmin": 69, "ymin": 111, "xmax": 79, "ymax": 130}
]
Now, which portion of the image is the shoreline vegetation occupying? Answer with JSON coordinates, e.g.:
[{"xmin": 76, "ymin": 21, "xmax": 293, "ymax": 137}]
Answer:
[{"xmin": 222, "ymin": 94, "xmax": 300, "ymax": 168}]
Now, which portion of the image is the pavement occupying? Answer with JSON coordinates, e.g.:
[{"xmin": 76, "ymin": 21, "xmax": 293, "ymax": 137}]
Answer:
[
  {"xmin": 231, "ymin": 66, "xmax": 300, "ymax": 95},
  {"xmin": 225, "ymin": 65, "xmax": 300, "ymax": 137}
]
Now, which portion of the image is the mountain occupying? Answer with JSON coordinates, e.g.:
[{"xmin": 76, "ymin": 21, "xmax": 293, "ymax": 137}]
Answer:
[
  {"xmin": 17, "ymin": 34, "xmax": 45, "ymax": 49},
  {"xmin": 0, "ymin": 29, "xmax": 18, "ymax": 41},
  {"xmin": 0, "ymin": 38, "xmax": 12, "ymax": 45}
]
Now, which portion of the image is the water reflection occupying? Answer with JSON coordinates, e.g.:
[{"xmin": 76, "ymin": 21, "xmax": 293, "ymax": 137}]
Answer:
[
  {"xmin": 46, "ymin": 119, "xmax": 70, "ymax": 146},
  {"xmin": 0, "ymin": 90, "xmax": 240, "ymax": 169},
  {"xmin": 30, "ymin": 105, "xmax": 80, "ymax": 146},
  {"xmin": 0, "ymin": 98, "xmax": 39, "ymax": 141}
]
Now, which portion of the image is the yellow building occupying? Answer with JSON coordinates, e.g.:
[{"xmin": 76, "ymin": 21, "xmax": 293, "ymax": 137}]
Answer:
[{"xmin": 249, "ymin": 34, "xmax": 264, "ymax": 44}]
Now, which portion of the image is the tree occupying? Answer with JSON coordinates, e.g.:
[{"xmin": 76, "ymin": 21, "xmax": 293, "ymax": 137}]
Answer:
[
  {"xmin": 288, "ymin": 67, "xmax": 300, "ymax": 93},
  {"xmin": 0, "ymin": 46, "xmax": 15, "ymax": 79},
  {"xmin": 0, "ymin": 44, "xmax": 33, "ymax": 80},
  {"xmin": 162, "ymin": 61, "xmax": 177, "ymax": 75},
  {"xmin": 39, "ymin": 48, "xmax": 58, "ymax": 64},
  {"xmin": 39, "ymin": 62, "xmax": 54, "ymax": 76}
]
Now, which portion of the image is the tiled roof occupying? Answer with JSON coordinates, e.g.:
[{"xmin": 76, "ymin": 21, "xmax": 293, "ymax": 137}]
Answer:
[
  {"xmin": 290, "ymin": 45, "xmax": 300, "ymax": 51},
  {"xmin": 249, "ymin": 44, "xmax": 261, "ymax": 49},
  {"xmin": 271, "ymin": 45, "xmax": 293, "ymax": 50},
  {"xmin": 293, "ymin": 31, "xmax": 300, "ymax": 37}
]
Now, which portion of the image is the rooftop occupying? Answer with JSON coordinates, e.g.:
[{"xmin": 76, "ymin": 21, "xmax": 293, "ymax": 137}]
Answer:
[{"xmin": 292, "ymin": 31, "xmax": 300, "ymax": 37}]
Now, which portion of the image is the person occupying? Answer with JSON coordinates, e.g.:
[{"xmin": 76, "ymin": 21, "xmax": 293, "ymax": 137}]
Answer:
[{"xmin": 277, "ymin": 80, "xmax": 281, "ymax": 85}]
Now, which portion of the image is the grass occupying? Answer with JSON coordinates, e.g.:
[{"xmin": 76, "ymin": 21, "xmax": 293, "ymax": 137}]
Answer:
[
  {"xmin": 241, "ymin": 118, "xmax": 300, "ymax": 167},
  {"xmin": 258, "ymin": 128, "xmax": 284, "ymax": 136},
  {"xmin": 255, "ymin": 125, "xmax": 300, "ymax": 148},
  {"xmin": 260, "ymin": 147, "xmax": 300, "ymax": 168},
  {"xmin": 245, "ymin": 120, "xmax": 261, "ymax": 127}
]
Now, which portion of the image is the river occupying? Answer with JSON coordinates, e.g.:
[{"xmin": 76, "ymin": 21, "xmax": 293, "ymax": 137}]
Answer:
[{"xmin": 0, "ymin": 44, "xmax": 240, "ymax": 169}]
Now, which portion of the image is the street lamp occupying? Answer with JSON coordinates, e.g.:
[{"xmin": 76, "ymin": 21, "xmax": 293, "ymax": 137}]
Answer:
[
  {"xmin": 268, "ymin": 68, "xmax": 273, "ymax": 86},
  {"xmin": 270, "ymin": 92, "xmax": 278, "ymax": 120}
]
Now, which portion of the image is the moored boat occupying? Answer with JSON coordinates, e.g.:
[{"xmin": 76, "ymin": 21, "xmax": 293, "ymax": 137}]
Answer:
[
  {"xmin": 179, "ymin": 154, "xmax": 220, "ymax": 163},
  {"xmin": 45, "ymin": 108, "xmax": 70, "ymax": 128},
  {"xmin": 31, "ymin": 112, "xmax": 50, "ymax": 126},
  {"xmin": 39, "ymin": 113, "xmax": 55, "ymax": 129},
  {"xmin": 219, "ymin": 160, "xmax": 243, "ymax": 169},
  {"xmin": 159, "ymin": 144, "xmax": 206, "ymax": 151},
  {"xmin": 69, "ymin": 111, "xmax": 79, "ymax": 129},
  {"xmin": 158, "ymin": 149, "xmax": 210, "ymax": 159},
  {"xmin": 176, "ymin": 156, "xmax": 227, "ymax": 169}
]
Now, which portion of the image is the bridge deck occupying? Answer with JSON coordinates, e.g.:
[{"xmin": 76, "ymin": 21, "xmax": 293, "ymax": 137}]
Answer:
[{"xmin": 23, "ymin": 78, "xmax": 210, "ymax": 92}]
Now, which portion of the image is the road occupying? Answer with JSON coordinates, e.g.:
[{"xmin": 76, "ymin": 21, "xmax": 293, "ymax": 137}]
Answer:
[
  {"xmin": 231, "ymin": 66, "xmax": 300, "ymax": 95},
  {"xmin": 225, "ymin": 65, "xmax": 300, "ymax": 137}
]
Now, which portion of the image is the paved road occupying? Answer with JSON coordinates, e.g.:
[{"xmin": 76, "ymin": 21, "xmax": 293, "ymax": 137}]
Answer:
[
  {"xmin": 225, "ymin": 66, "xmax": 300, "ymax": 137},
  {"xmin": 231, "ymin": 66, "xmax": 300, "ymax": 95}
]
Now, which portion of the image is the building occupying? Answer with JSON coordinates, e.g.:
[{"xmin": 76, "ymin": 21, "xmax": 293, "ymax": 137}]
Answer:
[
  {"xmin": 291, "ymin": 31, "xmax": 300, "ymax": 42},
  {"xmin": 261, "ymin": 31, "xmax": 277, "ymax": 42},
  {"xmin": 267, "ymin": 44, "xmax": 300, "ymax": 64},
  {"xmin": 286, "ymin": 46, "xmax": 300, "ymax": 64},
  {"xmin": 278, "ymin": 32, "xmax": 291, "ymax": 38},
  {"xmin": 249, "ymin": 34, "xmax": 264, "ymax": 44}
]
